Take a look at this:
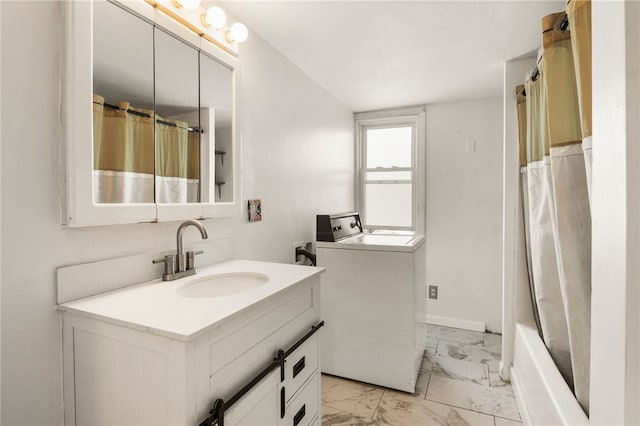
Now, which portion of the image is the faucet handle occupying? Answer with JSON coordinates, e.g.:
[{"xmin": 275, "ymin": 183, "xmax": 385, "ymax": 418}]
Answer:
[
  {"xmin": 186, "ymin": 250, "xmax": 204, "ymax": 271},
  {"xmin": 152, "ymin": 255, "xmax": 175, "ymax": 279}
]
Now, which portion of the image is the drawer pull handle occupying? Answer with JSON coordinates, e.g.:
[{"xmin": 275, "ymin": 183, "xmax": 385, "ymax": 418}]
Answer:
[
  {"xmin": 280, "ymin": 387, "xmax": 286, "ymax": 419},
  {"xmin": 293, "ymin": 404, "xmax": 306, "ymax": 426},
  {"xmin": 292, "ymin": 356, "xmax": 306, "ymax": 379}
]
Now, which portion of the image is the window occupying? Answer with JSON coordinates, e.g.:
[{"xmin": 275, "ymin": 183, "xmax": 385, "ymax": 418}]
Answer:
[{"xmin": 355, "ymin": 108, "xmax": 425, "ymax": 232}]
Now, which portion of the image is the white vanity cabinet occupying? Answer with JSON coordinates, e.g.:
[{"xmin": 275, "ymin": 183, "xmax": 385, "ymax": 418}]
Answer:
[{"xmin": 59, "ymin": 261, "xmax": 322, "ymax": 426}]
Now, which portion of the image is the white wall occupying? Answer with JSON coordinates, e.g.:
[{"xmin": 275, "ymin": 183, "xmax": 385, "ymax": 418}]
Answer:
[
  {"xmin": 0, "ymin": 2, "xmax": 353, "ymax": 424},
  {"xmin": 590, "ymin": 1, "xmax": 640, "ymax": 424},
  {"xmin": 232, "ymin": 31, "xmax": 354, "ymax": 261},
  {"xmin": 425, "ymin": 97, "xmax": 504, "ymax": 333}
]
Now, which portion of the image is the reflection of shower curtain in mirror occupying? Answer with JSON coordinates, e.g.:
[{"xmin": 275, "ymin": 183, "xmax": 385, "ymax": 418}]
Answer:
[
  {"xmin": 155, "ymin": 117, "xmax": 200, "ymax": 203},
  {"xmin": 187, "ymin": 131, "xmax": 200, "ymax": 203},
  {"xmin": 92, "ymin": 95, "xmax": 200, "ymax": 204},
  {"xmin": 92, "ymin": 95, "xmax": 154, "ymax": 203}
]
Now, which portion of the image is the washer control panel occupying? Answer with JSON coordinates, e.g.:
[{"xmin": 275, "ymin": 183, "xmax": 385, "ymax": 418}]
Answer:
[{"xmin": 316, "ymin": 212, "xmax": 363, "ymax": 242}]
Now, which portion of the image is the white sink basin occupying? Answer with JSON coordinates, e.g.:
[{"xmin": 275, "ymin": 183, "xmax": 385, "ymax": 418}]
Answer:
[{"xmin": 176, "ymin": 272, "xmax": 269, "ymax": 298}]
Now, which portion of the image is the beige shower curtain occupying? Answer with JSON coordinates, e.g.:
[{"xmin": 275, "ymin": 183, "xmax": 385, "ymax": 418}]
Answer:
[
  {"xmin": 517, "ymin": 5, "xmax": 592, "ymax": 415},
  {"xmin": 567, "ymin": 0, "xmax": 592, "ymax": 204},
  {"xmin": 541, "ymin": 10, "xmax": 591, "ymax": 414},
  {"xmin": 92, "ymin": 95, "xmax": 155, "ymax": 203},
  {"xmin": 523, "ymin": 73, "xmax": 574, "ymax": 390},
  {"xmin": 516, "ymin": 85, "xmax": 542, "ymax": 338}
]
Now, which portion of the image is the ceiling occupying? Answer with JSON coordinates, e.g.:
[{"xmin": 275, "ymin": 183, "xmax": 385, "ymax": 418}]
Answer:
[{"xmin": 219, "ymin": 1, "xmax": 563, "ymax": 112}]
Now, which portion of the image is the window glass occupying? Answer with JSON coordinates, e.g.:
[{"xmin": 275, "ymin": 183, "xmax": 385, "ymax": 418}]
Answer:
[
  {"xmin": 366, "ymin": 127, "xmax": 412, "ymax": 168},
  {"xmin": 364, "ymin": 183, "xmax": 412, "ymax": 227}
]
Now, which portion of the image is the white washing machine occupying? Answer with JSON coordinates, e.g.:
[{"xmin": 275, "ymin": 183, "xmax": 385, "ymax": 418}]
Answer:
[{"xmin": 316, "ymin": 212, "xmax": 426, "ymax": 393}]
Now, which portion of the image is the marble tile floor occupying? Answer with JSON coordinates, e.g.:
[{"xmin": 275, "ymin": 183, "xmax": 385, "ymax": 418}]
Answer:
[{"xmin": 321, "ymin": 324, "xmax": 522, "ymax": 426}]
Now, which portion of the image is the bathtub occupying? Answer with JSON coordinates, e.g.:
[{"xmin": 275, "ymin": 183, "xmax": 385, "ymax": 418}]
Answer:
[{"xmin": 511, "ymin": 322, "xmax": 588, "ymax": 426}]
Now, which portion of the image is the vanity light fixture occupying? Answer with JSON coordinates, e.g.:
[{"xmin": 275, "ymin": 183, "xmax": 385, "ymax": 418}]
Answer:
[
  {"xmin": 226, "ymin": 22, "xmax": 249, "ymax": 43},
  {"xmin": 145, "ymin": 0, "xmax": 249, "ymax": 56},
  {"xmin": 201, "ymin": 6, "xmax": 227, "ymax": 29},
  {"xmin": 172, "ymin": 0, "xmax": 200, "ymax": 10}
]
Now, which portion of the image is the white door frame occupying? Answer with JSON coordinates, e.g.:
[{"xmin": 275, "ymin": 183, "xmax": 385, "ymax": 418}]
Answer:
[{"xmin": 590, "ymin": 1, "xmax": 640, "ymax": 424}]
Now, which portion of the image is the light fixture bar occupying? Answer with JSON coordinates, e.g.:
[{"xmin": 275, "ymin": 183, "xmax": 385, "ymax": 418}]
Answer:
[{"xmin": 144, "ymin": 0, "xmax": 238, "ymax": 57}]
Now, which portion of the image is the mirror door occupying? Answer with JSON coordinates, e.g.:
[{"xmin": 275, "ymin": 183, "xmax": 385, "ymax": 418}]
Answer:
[
  {"xmin": 154, "ymin": 28, "xmax": 200, "ymax": 204},
  {"xmin": 92, "ymin": 0, "xmax": 154, "ymax": 204},
  {"xmin": 200, "ymin": 52, "xmax": 233, "ymax": 203}
]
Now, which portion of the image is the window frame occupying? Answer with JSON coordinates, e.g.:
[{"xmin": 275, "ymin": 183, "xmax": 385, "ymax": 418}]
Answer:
[{"xmin": 355, "ymin": 107, "xmax": 426, "ymax": 233}]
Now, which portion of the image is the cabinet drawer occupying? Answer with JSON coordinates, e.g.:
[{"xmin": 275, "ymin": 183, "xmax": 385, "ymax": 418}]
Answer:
[
  {"xmin": 283, "ymin": 333, "xmax": 318, "ymax": 402},
  {"xmin": 279, "ymin": 372, "xmax": 319, "ymax": 426}
]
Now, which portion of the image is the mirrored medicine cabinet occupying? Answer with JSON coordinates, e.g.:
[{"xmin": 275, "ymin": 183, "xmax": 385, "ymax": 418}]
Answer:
[{"xmin": 62, "ymin": 0, "xmax": 240, "ymax": 227}]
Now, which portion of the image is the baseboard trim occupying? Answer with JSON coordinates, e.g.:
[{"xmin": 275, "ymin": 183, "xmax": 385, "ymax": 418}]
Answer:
[
  {"xmin": 510, "ymin": 366, "xmax": 532, "ymax": 426},
  {"xmin": 425, "ymin": 314, "xmax": 486, "ymax": 332}
]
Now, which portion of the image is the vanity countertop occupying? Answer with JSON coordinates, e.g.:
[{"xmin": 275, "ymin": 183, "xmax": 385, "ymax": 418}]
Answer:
[{"xmin": 58, "ymin": 259, "xmax": 324, "ymax": 341}]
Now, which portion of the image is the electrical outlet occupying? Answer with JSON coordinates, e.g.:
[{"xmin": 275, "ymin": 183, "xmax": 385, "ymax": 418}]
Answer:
[
  {"xmin": 292, "ymin": 241, "xmax": 305, "ymax": 264},
  {"xmin": 428, "ymin": 285, "xmax": 438, "ymax": 300}
]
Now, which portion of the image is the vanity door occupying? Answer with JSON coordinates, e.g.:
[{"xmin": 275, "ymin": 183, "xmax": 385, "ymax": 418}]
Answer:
[{"xmin": 223, "ymin": 370, "xmax": 280, "ymax": 426}]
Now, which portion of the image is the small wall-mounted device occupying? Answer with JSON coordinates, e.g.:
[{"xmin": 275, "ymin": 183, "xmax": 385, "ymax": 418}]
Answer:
[
  {"xmin": 465, "ymin": 139, "xmax": 477, "ymax": 153},
  {"xmin": 248, "ymin": 199, "xmax": 262, "ymax": 222},
  {"xmin": 428, "ymin": 285, "xmax": 439, "ymax": 299}
]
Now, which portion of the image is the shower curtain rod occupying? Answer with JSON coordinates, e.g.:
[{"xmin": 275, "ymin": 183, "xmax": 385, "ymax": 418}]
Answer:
[{"xmin": 98, "ymin": 101, "xmax": 201, "ymax": 133}]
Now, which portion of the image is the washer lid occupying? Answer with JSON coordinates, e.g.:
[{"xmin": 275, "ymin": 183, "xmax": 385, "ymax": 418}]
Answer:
[
  {"xmin": 342, "ymin": 234, "xmax": 415, "ymax": 245},
  {"xmin": 317, "ymin": 233, "xmax": 425, "ymax": 252}
]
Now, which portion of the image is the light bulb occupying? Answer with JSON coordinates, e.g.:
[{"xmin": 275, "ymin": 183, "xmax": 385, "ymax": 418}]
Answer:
[
  {"xmin": 227, "ymin": 22, "xmax": 248, "ymax": 43},
  {"xmin": 173, "ymin": 0, "xmax": 200, "ymax": 10},
  {"xmin": 201, "ymin": 6, "xmax": 226, "ymax": 29}
]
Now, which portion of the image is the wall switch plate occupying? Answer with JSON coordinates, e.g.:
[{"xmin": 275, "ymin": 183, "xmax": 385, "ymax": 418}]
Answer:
[
  {"xmin": 247, "ymin": 199, "xmax": 262, "ymax": 222},
  {"xmin": 428, "ymin": 285, "xmax": 438, "ymax": 299},
  {"xmin": 465, "ymin": 139, "xmax": 476, "ymax": 153}
]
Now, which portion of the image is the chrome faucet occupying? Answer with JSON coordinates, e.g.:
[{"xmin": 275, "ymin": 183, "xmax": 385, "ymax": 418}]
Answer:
[{"xmin": 153, "ymin": 219, "xmax": 209, "ymax": 281}]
